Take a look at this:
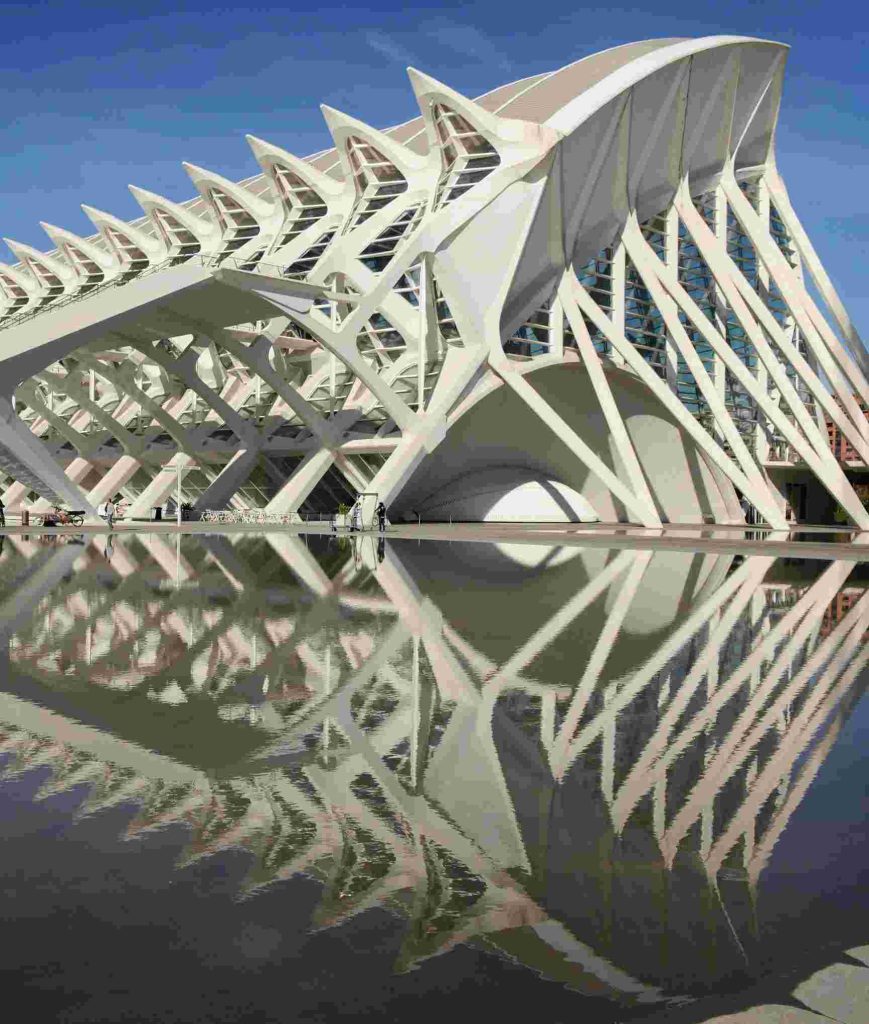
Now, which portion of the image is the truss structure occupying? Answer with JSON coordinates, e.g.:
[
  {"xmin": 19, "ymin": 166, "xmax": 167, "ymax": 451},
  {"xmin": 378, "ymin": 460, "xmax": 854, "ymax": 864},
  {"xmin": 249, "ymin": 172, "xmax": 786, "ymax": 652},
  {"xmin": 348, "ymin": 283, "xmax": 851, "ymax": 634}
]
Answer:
[
  {"xmin": 0, "ymin": 532, "xmax": 866, "ymax": 998},
  {"xmin": 0, "ymin": 36, "xmax": 867, "ymax": 526}
]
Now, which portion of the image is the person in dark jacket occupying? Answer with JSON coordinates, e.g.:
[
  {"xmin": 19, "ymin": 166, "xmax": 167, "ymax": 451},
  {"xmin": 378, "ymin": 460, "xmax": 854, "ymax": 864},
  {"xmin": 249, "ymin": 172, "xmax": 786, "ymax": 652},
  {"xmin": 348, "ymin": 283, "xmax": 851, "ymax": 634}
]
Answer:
[{"xmin": 375, "ymin": 502, "xmax": 387, "ymax": 532}]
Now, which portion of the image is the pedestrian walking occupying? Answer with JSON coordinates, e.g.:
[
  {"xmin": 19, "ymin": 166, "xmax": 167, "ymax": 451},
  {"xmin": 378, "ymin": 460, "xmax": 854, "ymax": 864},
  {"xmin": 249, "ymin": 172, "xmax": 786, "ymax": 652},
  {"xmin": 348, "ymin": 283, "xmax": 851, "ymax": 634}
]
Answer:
[
  {"xmin": 98, "ymin": 497, "xmax": 116, "ymax": 529},
  {"xmin": 0, "ymin": 496, "xmax": 5, "ymax": 528},
  {"xmin": 375, "ymin": 501, "xmax": 387, "ymax": 532},
  {"xmin": 350, "ymin": 501, "xmax": 360, "ymax": 532}
]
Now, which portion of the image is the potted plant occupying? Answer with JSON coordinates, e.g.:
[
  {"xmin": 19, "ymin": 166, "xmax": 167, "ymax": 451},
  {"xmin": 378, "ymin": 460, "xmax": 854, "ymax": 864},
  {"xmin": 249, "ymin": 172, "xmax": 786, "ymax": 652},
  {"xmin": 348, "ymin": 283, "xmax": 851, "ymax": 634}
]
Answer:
[{"xmin": 333, "ymin": 502, "xmax": 350, "ymax": 531}]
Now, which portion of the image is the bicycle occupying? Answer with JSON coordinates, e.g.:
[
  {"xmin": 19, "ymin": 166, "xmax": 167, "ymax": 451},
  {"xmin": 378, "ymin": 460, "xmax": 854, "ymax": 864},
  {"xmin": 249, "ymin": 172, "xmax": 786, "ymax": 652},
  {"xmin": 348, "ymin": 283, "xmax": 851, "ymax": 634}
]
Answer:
[{"xmin": 44, "ymin": 507, "xmax": 85, "ymax": 527}]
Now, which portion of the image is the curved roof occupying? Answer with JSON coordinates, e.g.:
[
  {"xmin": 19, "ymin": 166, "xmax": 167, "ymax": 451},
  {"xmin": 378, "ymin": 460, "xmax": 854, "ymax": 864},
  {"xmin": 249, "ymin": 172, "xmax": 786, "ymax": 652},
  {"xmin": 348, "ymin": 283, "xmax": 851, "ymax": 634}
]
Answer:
[
  {"xmin": 12, "ymin": 36, "xmax": 790, "ymax": 259},
  {"xmin": 241, "ymin": 38, "xmax": 689, "ymax": 195},
  {"xmin": 226, "ymin": 35, "xmax": 785, "ymax": 209}
]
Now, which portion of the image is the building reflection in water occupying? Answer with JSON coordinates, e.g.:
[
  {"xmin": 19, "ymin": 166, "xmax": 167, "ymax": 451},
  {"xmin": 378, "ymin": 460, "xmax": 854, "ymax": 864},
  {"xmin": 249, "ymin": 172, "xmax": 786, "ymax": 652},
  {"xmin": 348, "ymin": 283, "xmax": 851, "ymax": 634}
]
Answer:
[{"xmin": 0, "ymin": 531, "xmax": 866, "ymax": 1010}]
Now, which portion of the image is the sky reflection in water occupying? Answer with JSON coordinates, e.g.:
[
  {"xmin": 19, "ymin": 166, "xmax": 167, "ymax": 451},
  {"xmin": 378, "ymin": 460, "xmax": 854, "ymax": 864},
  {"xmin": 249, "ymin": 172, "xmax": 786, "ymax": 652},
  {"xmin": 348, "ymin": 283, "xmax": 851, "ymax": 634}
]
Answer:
[{"xmin": 0, "ymin": 531, "xmax": 867, "ymax": 1023}]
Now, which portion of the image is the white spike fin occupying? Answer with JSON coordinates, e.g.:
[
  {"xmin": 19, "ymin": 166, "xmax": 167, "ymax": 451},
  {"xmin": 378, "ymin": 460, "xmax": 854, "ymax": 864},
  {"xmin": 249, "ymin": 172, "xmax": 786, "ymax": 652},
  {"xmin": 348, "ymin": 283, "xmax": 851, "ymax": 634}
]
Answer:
[
  {"xmin": 320, "ymin": 104, "xmax": 427, "ymax": 175},
  {"xmin": 0, "ymin": 261, "xmax": 37, "ymax": 291},
  {"xmin": 39, "ymin": 222, "xmax": 115, "ymax": 270},
  {"xmin": 80, "ymin": 204, "xmax": 165, "ymax": 258},
  {"xmin": 181, "ymin": 162, "xmax": 275, "ymax": 221},
  {"xmin": 406, "ymin": 66, "xmax": 556, "ymax": 148},
  {"xmin": 407, "ymin": 67, "xmax": 500, "ymax": 134},
  {"xmin": 0, "ymin": 260, "xmax": 38, "ymax": 315},
  {"xmin": 245, "ymin": 135, "xmax": 344, "ymax": 197},
  {"xmin": 128, "ymin": 184, "xmax": 217, "ymax": 241},
  {"xmin": 2, "ymin": 237, "xmax": 74, "ymax": 279}
]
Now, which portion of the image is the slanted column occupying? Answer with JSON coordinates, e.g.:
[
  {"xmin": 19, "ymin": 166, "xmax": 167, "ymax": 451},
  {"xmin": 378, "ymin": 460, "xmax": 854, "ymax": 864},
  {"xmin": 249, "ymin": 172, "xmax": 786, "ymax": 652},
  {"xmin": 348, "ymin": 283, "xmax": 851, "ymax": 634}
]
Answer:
[
  {"xmin": 548, "ymin": 294, "xmax": 564, "ymax": 360},
  {"xmin": 196, "ymin": 449, "xmax": 261, "ymax": 511},
  {"xmin": 126, "ymin": 453, "xmax": 196, "ymax": 518},
  {"xmin": 87, "ymin": 458, "xmax": 142, "ymax": 507},
  {"xmin": 264, "ymin": 447, "xmax": 335, "ymax": 515},
  {"xmin": 417, "ymin": 258, "xmax": 429, "ymax": 410},
  {"xmin": 610, "ymin": 241, "xmax": 627, "ymax": 368},
  {"xmin": 663, "ymin": 205, "xmax": 679, "ymax": 392},
  {"xmin": 713, "ymin": 185, "xmax": 729, "ymax": 427},
  {"xmin": 754, "ymin": 179, "xmax": 773, "ymax": 462},
  {"xmin": 0, "ymin": 396, "xmax": 96, "ymax": 515}
]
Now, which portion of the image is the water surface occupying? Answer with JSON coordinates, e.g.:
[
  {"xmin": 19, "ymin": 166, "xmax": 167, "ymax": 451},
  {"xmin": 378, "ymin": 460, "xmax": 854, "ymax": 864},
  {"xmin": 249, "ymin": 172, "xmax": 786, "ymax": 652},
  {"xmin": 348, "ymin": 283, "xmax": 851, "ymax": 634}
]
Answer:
[{"xmin": 0, "ymin": 531, "xmax": 866, "ymax": 1022}]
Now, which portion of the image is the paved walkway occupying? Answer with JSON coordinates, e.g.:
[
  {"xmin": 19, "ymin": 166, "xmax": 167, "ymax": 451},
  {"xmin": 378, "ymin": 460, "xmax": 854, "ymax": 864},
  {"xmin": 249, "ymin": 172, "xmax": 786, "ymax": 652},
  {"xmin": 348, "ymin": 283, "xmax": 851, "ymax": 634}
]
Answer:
[
  {"xmin": 701, "ymin": 947, "xmax": 869, "ymax": 1023},
  {"xmin": 1, "ymin": 520, "xmax": 866, "ymax": 561}
]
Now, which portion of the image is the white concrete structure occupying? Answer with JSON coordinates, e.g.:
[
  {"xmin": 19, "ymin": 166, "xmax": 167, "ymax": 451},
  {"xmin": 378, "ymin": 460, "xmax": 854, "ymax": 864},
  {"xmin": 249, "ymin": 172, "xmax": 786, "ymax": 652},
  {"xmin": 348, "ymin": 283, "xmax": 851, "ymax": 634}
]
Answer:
[{"xmin": 1, "ymin": 36, "xmax": 867, "ymax": 526}]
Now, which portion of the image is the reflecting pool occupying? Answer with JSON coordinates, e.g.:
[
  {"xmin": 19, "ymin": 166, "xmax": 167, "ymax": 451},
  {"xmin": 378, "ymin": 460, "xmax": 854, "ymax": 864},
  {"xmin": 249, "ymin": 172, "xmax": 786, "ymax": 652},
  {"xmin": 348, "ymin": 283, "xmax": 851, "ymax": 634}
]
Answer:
[{"xmin": 0, "ymin": 531, "xmax": 867, "ymax": 1022}]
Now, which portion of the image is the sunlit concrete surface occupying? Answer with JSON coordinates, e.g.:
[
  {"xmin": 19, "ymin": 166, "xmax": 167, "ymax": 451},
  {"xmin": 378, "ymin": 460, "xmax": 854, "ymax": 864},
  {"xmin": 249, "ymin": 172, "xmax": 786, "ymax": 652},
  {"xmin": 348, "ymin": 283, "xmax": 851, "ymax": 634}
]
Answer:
[
  {"xmin": 0, "ymin": 37, "xmax": 866, "ymax": 531},
  {"xmin": 700, "ymin": 955, "xmax": 869, "ymax": 1022}
]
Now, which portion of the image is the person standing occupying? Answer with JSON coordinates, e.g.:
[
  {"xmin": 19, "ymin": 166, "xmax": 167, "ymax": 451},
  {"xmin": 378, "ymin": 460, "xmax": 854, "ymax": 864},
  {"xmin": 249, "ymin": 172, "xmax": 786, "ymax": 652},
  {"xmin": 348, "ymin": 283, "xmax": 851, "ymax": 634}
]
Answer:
[
  {"xmin": 100, "ymin": 497, "xmax": 116, "ymax": 529},
  {"xmin": 0, "ymin": 496, "xmax": 5, "ymax": 528},
  {"xmin": 375, "ymin": 501, "xmax": 387, "ymax": 533}
]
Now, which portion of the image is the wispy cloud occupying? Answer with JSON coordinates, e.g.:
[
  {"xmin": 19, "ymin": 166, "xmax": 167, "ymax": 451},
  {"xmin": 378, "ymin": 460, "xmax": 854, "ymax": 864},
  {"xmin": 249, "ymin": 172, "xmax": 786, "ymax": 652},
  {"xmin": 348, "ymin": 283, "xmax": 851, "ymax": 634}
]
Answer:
[
  {"xmin": 421, "ymin": 18, "xmax": 512, "ymax": 72},
  {"xmin": 365, "ymin": 30, "xmax": 417, "ymax": 67}
]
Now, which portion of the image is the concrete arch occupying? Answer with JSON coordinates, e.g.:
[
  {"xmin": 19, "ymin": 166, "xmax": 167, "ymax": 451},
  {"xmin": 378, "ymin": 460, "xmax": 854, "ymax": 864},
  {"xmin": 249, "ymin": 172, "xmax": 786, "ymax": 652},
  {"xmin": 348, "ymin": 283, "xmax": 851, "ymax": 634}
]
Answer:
[{"xmin": 390, "ymin": 359, "xmax": 739, "ymax": 524}]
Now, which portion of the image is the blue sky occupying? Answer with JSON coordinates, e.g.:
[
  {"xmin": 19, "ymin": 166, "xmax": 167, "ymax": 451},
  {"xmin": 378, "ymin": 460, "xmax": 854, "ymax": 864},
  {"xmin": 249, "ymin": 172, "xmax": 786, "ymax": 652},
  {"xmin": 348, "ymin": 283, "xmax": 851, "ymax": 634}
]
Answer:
[{"xmin": 1, "ymin": 0, "xmax": 867, "ymax": 332}]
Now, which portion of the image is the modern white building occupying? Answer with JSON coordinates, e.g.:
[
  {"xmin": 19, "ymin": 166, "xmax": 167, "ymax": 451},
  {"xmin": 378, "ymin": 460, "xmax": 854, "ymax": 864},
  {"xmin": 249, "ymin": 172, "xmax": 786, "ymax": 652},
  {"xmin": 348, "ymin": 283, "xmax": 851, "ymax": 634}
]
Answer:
[{"xmin": 0, "ymin": 35, "xmax": 867, "ymax": 527}]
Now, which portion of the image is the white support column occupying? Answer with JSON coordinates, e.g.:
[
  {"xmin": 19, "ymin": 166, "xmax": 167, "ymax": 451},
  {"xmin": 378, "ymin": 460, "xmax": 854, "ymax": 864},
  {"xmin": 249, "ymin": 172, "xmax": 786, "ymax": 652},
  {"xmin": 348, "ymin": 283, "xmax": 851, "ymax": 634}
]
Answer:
[
  {"xmin": 366, "ymin": 346, "xmax": 488, "ymax": 511},
  {"xmin": 574, "ymin": 279, "xmax": 778, "ymax": 522},
  {"xmin": 491, "ymin": 351, "xmax": 663, "ymax": 526},
  {"xmin": 610, "ymin": 241, "xmax": 627, "ymax": 368},
  {"xmin": 559, "ymin": 280, "xmax": 660, "ymax": 525},
  {"xmin": 143, "ymin": 344, "xmax": 260, "ymax": 446},
  {"xmin": 417, "ymin": 259, "xmax": 428, "ymax": 411},
  {"xmin": 722, "ymin": 171, "xmax": 869, "ymax": 421},
  {"xmin": 87, "ymin": 458, "xmax": 142, "ymax": 507},
  {"xmin": 196, "ymin": 448, "xmax": 261, "ymax": 511},
  {"xmin": 264, "ymin": 447, "xmax": 336, "ymax": 515},
  {"xmin": 127, "ymin": 454, "xmax": 195, "ymax": 518},
  {"xmin": 244, "ymin": 286, "xmax": 418, "ymax": 435},
  {"xmin": 712, "ymin": 185, "xmax": 729, "ymax": 417},
  {"xmin": 679, "ymin": 187, "xmax": 869, "ymax": 466},
  {"xmin": 623, "ymin": 218, "xmax": 786, "ymax": 526},
  {"xmin": 753, "ymin": 180, "xmax": 772, "ymax": 462},
  {"xmin": 548, "ymin": 293, "xmax": 564, "ymax": 360},
  {"xmin": 0, "ymin": 396, "xmax": 96, "ymax": 515},
  {"xmin": 673, "ymin": 193, "xmax": 869, "ymax": 527},
  {"xmin": 78, "ymin": 355, "xmax": 204, "ymax": 455},
  {"xmin": 663, "ymin": 205, "xmax": 680, "ymax": 392},
  {"xmin": 764, "ymin": 164, "xmax": 869, "ymax": 380},
  {"xmin": 219, "ymin": 330, "xmax": 336, "ymax": 449}
]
